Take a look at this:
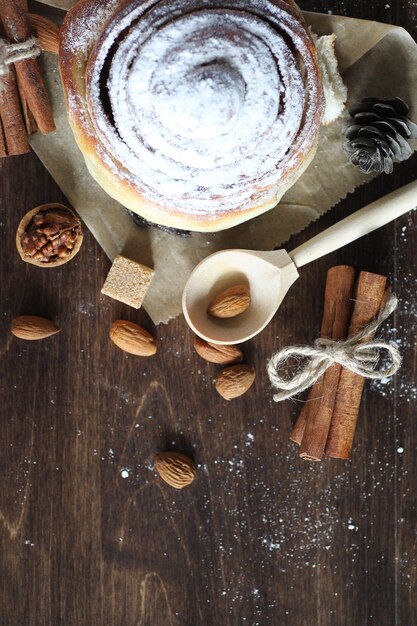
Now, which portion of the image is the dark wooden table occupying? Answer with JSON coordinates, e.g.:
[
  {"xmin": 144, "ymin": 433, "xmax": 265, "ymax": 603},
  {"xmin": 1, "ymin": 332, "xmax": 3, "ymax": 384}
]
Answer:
[{"xmin": 1, "ymin": 2, "xmax": 417, "ymax": 625}]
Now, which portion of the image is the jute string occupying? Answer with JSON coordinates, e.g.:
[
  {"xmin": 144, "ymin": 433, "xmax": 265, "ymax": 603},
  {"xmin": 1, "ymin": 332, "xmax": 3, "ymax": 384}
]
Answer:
[
  {"xmin": 267, "ymin": 294, "xmax": 401, "ymax": 402},
  {"xmin": 0, "ymin": 36, "xmax": 40, "ymax": 88}
]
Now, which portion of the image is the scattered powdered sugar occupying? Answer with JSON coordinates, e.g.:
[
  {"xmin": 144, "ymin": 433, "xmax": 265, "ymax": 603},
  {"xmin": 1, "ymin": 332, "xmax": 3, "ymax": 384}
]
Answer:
[
  {"xmin": 369, "ymin": 218, "xmax": 417, "ymax": 405},
  {"xmin": 61, "ymin": 0, "xmax": 324, "ymax": 220},
  {"xmin": 245, "ymin": 432, "xmax": 255, "ymax": 446}
]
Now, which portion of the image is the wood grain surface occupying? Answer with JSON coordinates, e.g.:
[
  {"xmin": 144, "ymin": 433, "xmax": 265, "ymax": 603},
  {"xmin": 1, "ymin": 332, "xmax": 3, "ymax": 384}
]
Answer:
[{"xmin": 1, "ymin": 1, "xmax": 417, "ymax": 624}]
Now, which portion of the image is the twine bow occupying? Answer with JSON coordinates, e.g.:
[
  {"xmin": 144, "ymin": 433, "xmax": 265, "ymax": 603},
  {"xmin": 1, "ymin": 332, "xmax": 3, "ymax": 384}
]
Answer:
[
  {"xmin": 0, "ymin": 36, "xmax": 40, "ymax": 84},
  {"xmin": 267, "ymin": 294, "xmax": 401, "ymax": 402}
]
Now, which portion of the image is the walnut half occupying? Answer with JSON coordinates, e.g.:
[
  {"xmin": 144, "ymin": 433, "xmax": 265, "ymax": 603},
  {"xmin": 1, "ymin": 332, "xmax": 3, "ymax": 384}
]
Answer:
[{"xmin": 16, "ymin": 203, "xmax": 83, "ymax": 267}]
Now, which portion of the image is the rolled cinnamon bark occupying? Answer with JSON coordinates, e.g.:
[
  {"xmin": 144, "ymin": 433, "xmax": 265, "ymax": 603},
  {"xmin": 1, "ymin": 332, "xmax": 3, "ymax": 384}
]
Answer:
[
  {"xmin": 16, "ymin": 72, "xmax": 38, "ymax": 135},
  {"xmin": 0, "ymin": 123, "xmax": 6, "ymax": 157},
  {"xmin": 29, "ymin": 14, "xmax": 60, "ymax": 55},
  {"xmin": 0, "ymin": 0, "xmax": 55, "ymax": 135},
  {"xmin": 0, "ymin": 66, "xmax": 30, "ymax": 155},
  {"xmin": 324, "ymin": 272, "xmax": 388, "ymax": 459},
  {"xmin": 299, "ymin": 265, "xmax": 356, "ymax": 461},
  {"xmin": 290, "ymin": 266, "xmax": 355, "ymax": 446},
  {"xmin": 290, "ymin": 411, "xmax": 307, "ymax": 445},
  {"xmin": 0, "ymin": 20, "xmax": 30, "ymax": 156}
]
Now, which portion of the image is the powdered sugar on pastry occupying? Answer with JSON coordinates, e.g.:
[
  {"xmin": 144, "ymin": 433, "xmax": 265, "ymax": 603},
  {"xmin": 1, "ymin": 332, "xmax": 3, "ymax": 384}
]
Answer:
[{"xmin": 60, "ymin": 0, "xmax": 325, "ymax": 230}]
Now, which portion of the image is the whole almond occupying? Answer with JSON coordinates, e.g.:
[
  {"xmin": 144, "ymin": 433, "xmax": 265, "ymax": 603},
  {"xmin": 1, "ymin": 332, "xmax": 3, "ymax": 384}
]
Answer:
[
  {"xmin": 207, "ymin": 283, "xmax": 251, "ymax": 318},
  {"xmin": 110, "ymin": 320, "xmax": 156, "ymax": 356},
  {"xmin": 215, "ymin": 364, "xmax": 256, "ymax": 400},
  {"xmin": 11, "ymin": 315, "xmax": 60, "ymax": 340},
  {"xmin": 29, "ymin": 14, "xmax": 60, "ymax": 54},
  {"xmin": 193, "ymin": 336, "xmax": 243, "ymax": 365},
  {"xmin": 155, "ymin": 452, "xmax": 197, "ymax": 489}
]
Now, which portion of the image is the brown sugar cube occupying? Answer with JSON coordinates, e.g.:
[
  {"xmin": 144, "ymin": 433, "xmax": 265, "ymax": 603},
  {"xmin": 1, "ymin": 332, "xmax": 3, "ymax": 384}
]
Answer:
[{"xmin": 101, "ymin": 255, "xmax": 154, "ymax": 309}]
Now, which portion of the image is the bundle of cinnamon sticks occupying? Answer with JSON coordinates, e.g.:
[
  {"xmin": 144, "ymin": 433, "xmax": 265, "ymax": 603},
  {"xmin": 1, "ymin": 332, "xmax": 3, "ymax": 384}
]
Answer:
[
  {"xmin": 0, "ymin": 0, "xmax": 57, "ymax": 157},
  {"xmin": 291, "ymin": 265, "xmax": 389, "ymax": 461}
]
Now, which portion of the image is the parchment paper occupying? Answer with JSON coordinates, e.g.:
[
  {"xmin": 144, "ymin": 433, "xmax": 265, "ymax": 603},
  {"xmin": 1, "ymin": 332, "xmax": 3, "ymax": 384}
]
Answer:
[{"xmin": 31, "ymin": 1, "xmax": 417, "ymax": 323}]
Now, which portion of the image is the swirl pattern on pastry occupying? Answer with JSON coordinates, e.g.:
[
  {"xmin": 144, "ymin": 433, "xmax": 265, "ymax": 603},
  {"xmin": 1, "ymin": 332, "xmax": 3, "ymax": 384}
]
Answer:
[{"xmin": 60, "ymin": 0, "xmax": 325, "ymax": 231}]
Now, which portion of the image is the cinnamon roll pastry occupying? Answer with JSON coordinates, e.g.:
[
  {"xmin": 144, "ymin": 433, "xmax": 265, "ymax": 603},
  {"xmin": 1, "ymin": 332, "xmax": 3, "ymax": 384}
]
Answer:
[{"xmin": 59, "ymin": 0, "xmax": 325, "ymax": 232}]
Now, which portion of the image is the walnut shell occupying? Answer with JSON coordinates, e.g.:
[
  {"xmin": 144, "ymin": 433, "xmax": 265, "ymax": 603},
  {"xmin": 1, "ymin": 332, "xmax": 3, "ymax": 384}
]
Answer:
[{"xmin": 16, "ymin": 203, "xmax": 83, "ymax": 268}]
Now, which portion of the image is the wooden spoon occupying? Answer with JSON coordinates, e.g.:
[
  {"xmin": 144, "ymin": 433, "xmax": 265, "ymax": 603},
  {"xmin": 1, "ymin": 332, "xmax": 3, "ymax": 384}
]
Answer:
[{"xmin": 182, "ymin": 180, "xmax": 417, "ymax": 345}]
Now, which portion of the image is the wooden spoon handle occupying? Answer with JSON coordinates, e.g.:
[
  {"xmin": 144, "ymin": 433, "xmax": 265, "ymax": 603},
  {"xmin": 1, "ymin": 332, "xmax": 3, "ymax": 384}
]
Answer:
[{"xmin": 289, "ymin": 180, "xmax": 417, "ymax": 268}]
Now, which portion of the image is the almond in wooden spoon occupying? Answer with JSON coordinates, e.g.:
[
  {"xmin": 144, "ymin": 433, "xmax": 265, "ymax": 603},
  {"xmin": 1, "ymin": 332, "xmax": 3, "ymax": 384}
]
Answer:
[
  {"xmin": 11, "ymin": 315, "xmax": 60, "ymax": 340},
  {"xmin": 207, "ymin": 283, "xmax": 251, "ymax": 318}
]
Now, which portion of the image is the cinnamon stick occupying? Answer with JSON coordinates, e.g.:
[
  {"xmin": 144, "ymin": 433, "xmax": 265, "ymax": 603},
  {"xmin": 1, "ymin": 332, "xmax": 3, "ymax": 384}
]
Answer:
[
  {"xmin": 290, "ymin": 410, "xmax": 307, "ymax": 445},
  {"xmin": 29, "ymin": 14, "xmax": 60, "ymax": 55},
  {"xmin": 0, "ymin": 122, "xmax": 7, "ymax": 157},
  {"xmin": 0, "ymin": 20, "xmax": 30, "ymax": 155},
  {"xmin": 0, "ymin": 65, "xmax": 30, "ymax": 155},
  {"xmin": 290, "ymin": 266, "xmax": 355, "ymax": 446},
  {"xmin": 0, "ymin": 0, "xmax": 55, "ymax": 135},
  {"xmin": 324, "ymin": 272, "xmax": 388, "ymax": 459},
  {"xmin": 298, "ymin": 265, "xmax": 356, "ymax": 461},
  {"xmin": 16, "ymin": 71, "xmax": 38, "ymax": 135}
]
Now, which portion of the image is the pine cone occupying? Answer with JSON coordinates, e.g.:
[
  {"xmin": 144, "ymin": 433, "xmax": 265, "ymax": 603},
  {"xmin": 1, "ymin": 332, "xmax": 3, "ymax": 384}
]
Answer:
[{"xmin": 342, "ymin": 97, "xmax": 417, "ymax": 174}]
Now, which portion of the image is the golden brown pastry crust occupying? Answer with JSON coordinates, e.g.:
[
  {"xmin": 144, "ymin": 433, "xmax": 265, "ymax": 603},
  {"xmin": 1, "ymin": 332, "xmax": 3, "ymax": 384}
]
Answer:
[{"xmin": 59, "ymin": 0, "xmax": 324, "ymax": 232}]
